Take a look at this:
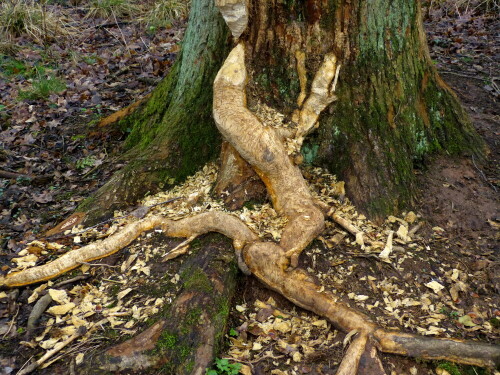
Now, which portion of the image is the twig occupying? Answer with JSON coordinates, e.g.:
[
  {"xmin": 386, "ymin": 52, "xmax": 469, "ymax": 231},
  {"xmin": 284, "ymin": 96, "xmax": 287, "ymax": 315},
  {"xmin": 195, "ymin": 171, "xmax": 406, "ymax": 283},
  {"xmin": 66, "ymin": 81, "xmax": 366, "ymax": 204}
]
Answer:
[
  {"xmin": 222, "ymin": 351, "xmax": 285, "ymax": 366},
  {"xmin": 2, "ymin": 305, "xmax": 19, "ymax": 339},
  {"xmin": 471, "ymin": 155, "xmax": 497, "ymax": 192},
  {"xmin": 94, "ymin": 21, "xmax": 131, "ymax": 29},
  {"xmin": 408, "ymin": 222, "xmax": 423, "ymax": 237},
  {"xmin": 27, "ymin": 276, "xmax": 89, "ymax": 335},
  {"xmin": 327, "ymin": 210, "xmax": 385, "ymax": 248},
  {"xmin": 69, "ymin": 359, "xmax": 76, "ymax": 375},
  {"xmin": 112, "ymin": 11, "xmax": 131, "ymax": 56},
  {"xmin": 439, "ymin": 70, "xmax": 487, "ymax": 81},
  {"xmin": 346, "ymin": 251, "xmax": 401, "ymax": 273},
  {"xmin": 101, "ymin": 278, "xmax": 125, "ymax": 284},
  {"xmin": 53, "ymin": 275, "xmax": 89, "ymax": 288},
  {"xmin": 162, "ymin": 235, "xmax": 197, "ymax": 261},
  {"xmin": 16, "ymin": 356, "xmax": 34, "ymax": 375},
  {"xmin": 0, "ymin": 169, "xmax": 32, "ymax": 180},
  {"xmin": 78, "ymin": 261, "xmax": 119, "ymax": 268},
  {"xmin": 46, "ymin": 197, "xmax": 182, "ymax": 240}
]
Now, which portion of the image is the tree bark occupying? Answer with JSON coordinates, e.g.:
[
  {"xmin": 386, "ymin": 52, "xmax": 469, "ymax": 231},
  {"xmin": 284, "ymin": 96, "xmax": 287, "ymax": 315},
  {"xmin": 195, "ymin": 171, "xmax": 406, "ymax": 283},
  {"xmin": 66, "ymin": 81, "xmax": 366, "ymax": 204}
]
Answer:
[{"xmin": 239, "ymin": 0, "xmax": 485, "ymax": 217}]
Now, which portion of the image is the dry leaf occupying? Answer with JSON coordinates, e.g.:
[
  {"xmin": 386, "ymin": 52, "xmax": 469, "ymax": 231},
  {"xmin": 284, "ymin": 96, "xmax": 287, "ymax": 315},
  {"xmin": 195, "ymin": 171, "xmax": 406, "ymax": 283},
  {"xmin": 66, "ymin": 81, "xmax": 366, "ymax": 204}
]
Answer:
[
  {"xmin": 252, "ymin": 342, "xmax": 263, "ymax": 351},
  {"xmin": 404, "ymin": 211, "xmax": 417, "ymax": 224},
  {"xmin": 75, "ymin": 353, "xmax": 84, "ymax": 365},
  {"xmin": 425, "ymin": 281, "xmax": 444, "ymax": 293},
  {"xmin": 236, "ymin": 305, "xmax": 246, "ymax": 312},
  {"xmin": 311, "ymin": 319, "xmax": 327, "ymax": 328},
  {"xmin": 436, "ymin": 368, "xmax": 451, "ymax": 375},
  {"xmin": 48, "ymin": 289, "xmax": 69, "ymax": 304},
  {"xmin": 117, "ymin": 288, "xmax": 133, "ymax": 300},
  {"xmin": 458, "ymin": 315, "xmax": 477, "ymax": 327},
  {"xmin": 396, "ymin": 224, "xmax": 411, "ymax": 242},
  {"xmin": 39, "ymin": 338, "xmax": 60, "ymax": 350}
]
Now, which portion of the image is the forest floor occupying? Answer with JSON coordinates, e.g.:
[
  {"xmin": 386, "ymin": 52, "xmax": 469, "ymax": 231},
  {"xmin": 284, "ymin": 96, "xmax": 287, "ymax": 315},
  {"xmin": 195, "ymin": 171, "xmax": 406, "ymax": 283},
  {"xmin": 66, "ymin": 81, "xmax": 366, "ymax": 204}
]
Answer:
[{"xmin": 0, "ymin": 2, "xmax": 498, "ymax": 375}]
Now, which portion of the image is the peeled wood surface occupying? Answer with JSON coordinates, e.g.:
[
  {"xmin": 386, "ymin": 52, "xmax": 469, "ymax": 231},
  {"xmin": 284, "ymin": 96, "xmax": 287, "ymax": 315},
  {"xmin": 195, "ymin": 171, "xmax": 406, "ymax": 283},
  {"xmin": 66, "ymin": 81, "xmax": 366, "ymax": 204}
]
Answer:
[
  {"xmin": 213, "ymin": 43, "xmax": 333, "ymax": 267},
  {"xmin": 0, "ymin": 213, "xmax": 257, "ymax": 288}
]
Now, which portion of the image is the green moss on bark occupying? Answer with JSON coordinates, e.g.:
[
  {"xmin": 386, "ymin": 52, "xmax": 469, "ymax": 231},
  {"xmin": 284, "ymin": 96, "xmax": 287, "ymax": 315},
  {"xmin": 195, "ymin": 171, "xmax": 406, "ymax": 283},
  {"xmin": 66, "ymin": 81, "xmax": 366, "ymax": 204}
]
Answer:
[
  {"xmin": 77, "ymin": 0, "xmax": 230, "ymax": 224},
  {"xmin": 149, "ymin": 235, "xmax": 238, "ymax": 375}
]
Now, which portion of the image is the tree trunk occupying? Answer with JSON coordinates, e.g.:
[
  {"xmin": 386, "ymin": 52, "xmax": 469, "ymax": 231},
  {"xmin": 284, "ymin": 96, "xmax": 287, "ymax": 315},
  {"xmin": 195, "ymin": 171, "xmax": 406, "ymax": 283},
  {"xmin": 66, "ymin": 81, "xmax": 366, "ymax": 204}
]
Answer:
[
  {"xmin": 78, "ymin": 0, "xmax": 484, "ymax": 223},
  {"xmin": 238, "ymin": 0, "xmax": 485, "ymax": 217}
]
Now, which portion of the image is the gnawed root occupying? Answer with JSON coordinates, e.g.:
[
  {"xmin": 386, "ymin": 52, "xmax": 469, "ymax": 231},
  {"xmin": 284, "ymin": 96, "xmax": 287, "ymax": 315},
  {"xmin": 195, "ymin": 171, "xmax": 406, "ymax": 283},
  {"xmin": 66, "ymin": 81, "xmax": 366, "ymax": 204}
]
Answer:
[
  {"xmin": 336, "ymin": 333, "xmax": 369, "ymax": 375},
  {"xmin": 0, "ymin": 212, "xmax": 257, "ymax": 288},
  {"xmin": 4, "ymin": 41, "xmax": 500, "ymax": 374}
]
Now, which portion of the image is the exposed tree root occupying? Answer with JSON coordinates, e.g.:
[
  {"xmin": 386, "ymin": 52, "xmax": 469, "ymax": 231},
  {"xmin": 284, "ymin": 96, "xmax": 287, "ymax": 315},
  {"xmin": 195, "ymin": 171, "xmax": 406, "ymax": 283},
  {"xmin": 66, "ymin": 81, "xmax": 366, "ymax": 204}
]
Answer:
[
  {"xmin": 213, "ymin": 43, "xmax": 335, "ymax": 268},
  {"xmin": 0, "ymin": 212, "xmax": 257, "ymax": 288},
  {"xmin": 85, "ymin": 239, "xmax": 240, "ymax": 374},
  {"xmin": 336, "ymin": 333, "xmax": 369, "ymax": 375},
  {"xmin": 3, "ymin": 37, "xmax": 499, "ymax": 375}
]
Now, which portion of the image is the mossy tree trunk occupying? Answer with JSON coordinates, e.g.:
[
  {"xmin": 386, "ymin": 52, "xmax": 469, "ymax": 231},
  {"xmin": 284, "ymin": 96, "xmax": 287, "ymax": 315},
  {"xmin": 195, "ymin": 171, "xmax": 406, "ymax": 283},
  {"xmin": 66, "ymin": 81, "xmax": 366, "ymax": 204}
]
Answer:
[
  {"xmin": 78, "ymin": 0, "xmax": 230, "ymax": 223},
  {"xmin": 80, "ymin": 0, "xmax": 483, "ymax": 223},
  {"xmin": 6, "ymin": 1, "xmax": 497, "ymax": 372}
]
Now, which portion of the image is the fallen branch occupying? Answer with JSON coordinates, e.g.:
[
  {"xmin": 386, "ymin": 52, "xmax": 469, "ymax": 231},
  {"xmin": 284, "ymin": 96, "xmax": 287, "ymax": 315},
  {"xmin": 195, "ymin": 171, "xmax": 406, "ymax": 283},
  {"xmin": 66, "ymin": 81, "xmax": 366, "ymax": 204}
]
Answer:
[
  {"xmin": 0, "ymin": 169, "xmax": 52, "ymax": 184},
  {"xmin": 26, "ymin": 294, "xmax": 52, "ymax": 335},
  {"xmin": 0, "ymin": 169, "xmax": 31, "ymax": 180}
]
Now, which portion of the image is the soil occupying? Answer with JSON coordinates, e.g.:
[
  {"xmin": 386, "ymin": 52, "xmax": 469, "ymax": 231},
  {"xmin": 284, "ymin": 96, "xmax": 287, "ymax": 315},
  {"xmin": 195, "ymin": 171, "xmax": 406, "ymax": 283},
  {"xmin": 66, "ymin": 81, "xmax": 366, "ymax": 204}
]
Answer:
[{"xmin": 0, "ymin": 3, "xmax": 498, "ymax": 375}]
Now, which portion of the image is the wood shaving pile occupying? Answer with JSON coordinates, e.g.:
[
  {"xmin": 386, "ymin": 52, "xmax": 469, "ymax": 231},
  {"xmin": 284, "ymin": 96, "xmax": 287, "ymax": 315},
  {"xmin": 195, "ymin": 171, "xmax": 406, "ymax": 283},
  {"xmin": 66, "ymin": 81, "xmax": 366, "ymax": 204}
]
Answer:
[{"xmin": 228, "ymin": 297, "xmax": 339, "ymax": 374}]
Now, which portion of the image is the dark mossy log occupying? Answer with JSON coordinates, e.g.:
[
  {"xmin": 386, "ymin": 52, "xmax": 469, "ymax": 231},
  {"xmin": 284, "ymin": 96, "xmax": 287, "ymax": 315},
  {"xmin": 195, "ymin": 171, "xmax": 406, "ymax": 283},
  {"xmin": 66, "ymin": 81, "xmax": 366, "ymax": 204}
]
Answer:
[{"xmin": 83, "ymin": 234, "xmax": 239, "ymax": 375}]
